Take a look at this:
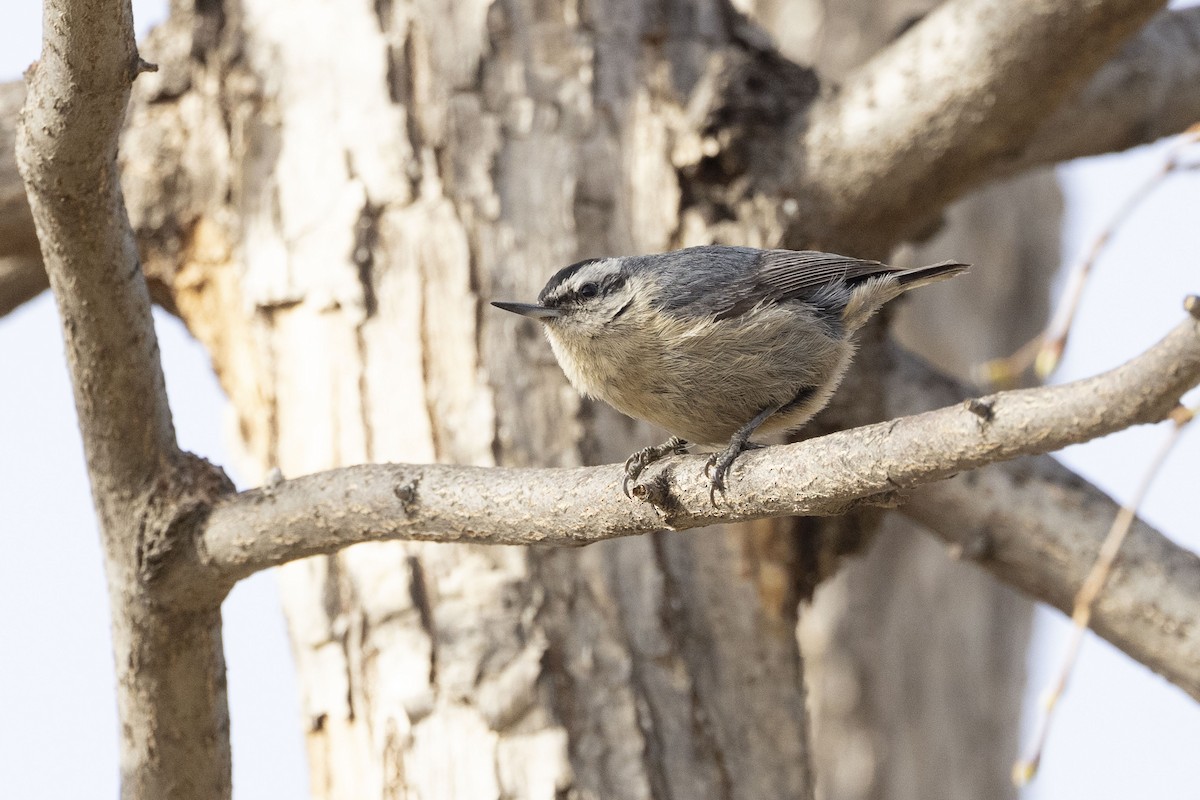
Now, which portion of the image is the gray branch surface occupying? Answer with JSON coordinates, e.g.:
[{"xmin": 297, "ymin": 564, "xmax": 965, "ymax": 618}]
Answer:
[
  {"xmin": 204, "ymin": 314, "xmax": 1200, "ymax": 553},
  {"xmin": 16, "ymin": 2, "xmax": 232, "ymax": 799},
  {"xmin": 794, "ymin": 0, "xmax": 1172, "ymax": 252},
  {"xmin": 16, "ymin": 2, "xmax": 174, "ymax": 491},
  {"xmin": 903, "ymin": 457, "xmax": 1200, "ymax": 701}
]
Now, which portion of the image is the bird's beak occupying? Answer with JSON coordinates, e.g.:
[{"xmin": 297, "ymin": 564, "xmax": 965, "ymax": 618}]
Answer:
[{"xmin": 491, "ymin": 301, "xmax": 562, "ymax": 320}]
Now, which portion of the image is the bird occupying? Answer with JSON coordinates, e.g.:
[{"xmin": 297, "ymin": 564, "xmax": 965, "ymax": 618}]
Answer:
[{"xmin": 492, "ymin": 245, "xmax": 968, "ymax": 502}]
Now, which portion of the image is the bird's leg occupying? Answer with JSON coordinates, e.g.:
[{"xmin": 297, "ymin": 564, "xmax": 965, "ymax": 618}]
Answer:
[
  {"xmin": 623, "ymin": 436, "xmax": 690, "ymax": 497},
  {"xmin": 705, "ymin": 404, "xmax": 782, "ymax": 504}
]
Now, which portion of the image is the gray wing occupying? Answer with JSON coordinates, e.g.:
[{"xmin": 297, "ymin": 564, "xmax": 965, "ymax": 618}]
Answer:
[
  {"xmin": 645, "ymin": 246, "xmax": 899, "ymax": 319},
  {"xmin": 713, "ymin": 250, "xmax": 887, "ymax": 322},
  {"xmin": 751, "ymin": 250, "xmax": 896, "ymax": 299}
]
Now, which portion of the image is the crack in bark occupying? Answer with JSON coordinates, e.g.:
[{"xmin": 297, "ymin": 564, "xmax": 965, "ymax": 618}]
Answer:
[
  {"xmin": 351, "ymin": 197, "xmax": 381, "ymax": 462},
  {"xmin": 407, "ymin": 554, "xmax": 439, "ymax": 687}
]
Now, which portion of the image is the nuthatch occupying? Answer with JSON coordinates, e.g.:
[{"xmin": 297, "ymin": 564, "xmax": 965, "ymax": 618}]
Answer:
[{"xmin": 493, "ymin": 246, "xmax": 967, "ymax": 501}]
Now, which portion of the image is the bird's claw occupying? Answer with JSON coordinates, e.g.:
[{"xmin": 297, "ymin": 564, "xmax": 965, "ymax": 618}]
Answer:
[
  {"xmin": 622, "ymin": 454, "xmax": 644, "ymax": 498},
  {"xmin": 704, "ymin": 442, "xmax": 763, "ymax": 504},
  {"xmin": 623, "ymin": 437, "xmax": 688, "ymax": 498},
  {"xmin": 705, "ymin": 452, "xmax": 733, "ymax": 505}
]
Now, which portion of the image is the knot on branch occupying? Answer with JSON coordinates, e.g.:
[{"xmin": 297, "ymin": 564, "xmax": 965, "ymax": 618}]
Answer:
[
  {"xmin": 393, "ymin": 477, "xmax": 421, "ymax": 515},
  {"xmin": 136, "ymin": 451, "xmax": 236, "ymax": 605},
  {"xmin": 630, "ymin": 467, "xmax": 685, "ymax": 520},
  {"xmin": 965, "ymin": 397, "xmax": 996, "ymax": 423}
]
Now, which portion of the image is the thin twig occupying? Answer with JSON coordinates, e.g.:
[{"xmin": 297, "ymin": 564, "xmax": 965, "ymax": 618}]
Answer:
[
  {"xmin": 1012, "ymin": 403, "xmax": 1197, "ymax": 785},
  {"xmin": 979, "ymin": 125, "xmax": 1200, "ymax": 389}
]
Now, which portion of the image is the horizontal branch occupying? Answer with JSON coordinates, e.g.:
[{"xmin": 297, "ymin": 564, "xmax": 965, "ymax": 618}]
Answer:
[
  {"xmin": 201, "ymin": 313, "xmax": 1200, "ymax": 581},
  {"xmin": 902, "ymin": 457, "xmax": 1200, "ymax": 701}
]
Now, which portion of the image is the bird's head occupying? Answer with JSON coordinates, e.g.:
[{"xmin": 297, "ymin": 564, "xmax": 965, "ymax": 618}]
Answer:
[{"xmin": 491, "ymin": 257, "xmax": 639, "ymax": 337}]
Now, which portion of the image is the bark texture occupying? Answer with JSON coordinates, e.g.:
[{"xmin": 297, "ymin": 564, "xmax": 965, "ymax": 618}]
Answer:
[
  {"xmin": 904, "ymin": 457, "xmax": 1200, "ymax": 701},
  {"xmin": 0, "ymin": 82, "xmax": 45, "ymax": 317},
  {"xmin": 788, "ymin": 0, "xmax": 1166, "ymax": 254}
]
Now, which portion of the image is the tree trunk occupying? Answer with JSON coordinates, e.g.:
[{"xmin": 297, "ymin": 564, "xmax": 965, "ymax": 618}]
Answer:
[{"xmin": 119, "ymin": 0, "xmax": 1058, "ymax": 797}]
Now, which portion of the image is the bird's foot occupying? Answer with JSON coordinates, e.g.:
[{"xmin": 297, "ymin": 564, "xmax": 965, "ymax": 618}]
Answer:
[
  {"xmin": 704, "ymin": 441, "xmax": 764, "ymax": 504},
  {"xmin": 623, "ymin": 436, "xmax": 689, "ymax": 498}
]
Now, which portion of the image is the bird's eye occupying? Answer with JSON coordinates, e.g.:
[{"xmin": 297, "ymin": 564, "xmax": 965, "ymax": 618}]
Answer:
[{"xmin": 579, "ymin": 282, "xmax": 599, "ymax": 300}]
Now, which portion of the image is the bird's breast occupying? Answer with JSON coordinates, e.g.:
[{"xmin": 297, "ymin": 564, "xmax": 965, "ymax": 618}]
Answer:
[{"xmin": 544, "ymin": 307, "xmax": 849, "ymax": 445}]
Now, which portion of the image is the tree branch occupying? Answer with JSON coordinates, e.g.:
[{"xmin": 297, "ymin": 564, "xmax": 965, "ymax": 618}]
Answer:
[
  {"xmin": 792, "ymin": 0, "xmax": 1170, "ymax": 253},
  {"xmin": 1019, "ymin": 6, "xmax": 1200, "ymax": 169},
  {"xmin": 880, "ymin": 310, "xmax": 1200, "ymax": 701},
  {"xmin": 16, "ymin": 1, "xmax": 233, "ymax": 798},
  {"xmin": 202, "ymin": 313, "xmax": 1200, "ymax": 571},
  {"xmin": 198, "ymin": 313, "xmax": 1200, "ymax": 700},
  {"xmin": 17, "ymin": 2, "xmax": 174, "ymax": 492},
  {"xmin": 901, "ymin": 458, "xmax": 1200, "ymax": 702}
]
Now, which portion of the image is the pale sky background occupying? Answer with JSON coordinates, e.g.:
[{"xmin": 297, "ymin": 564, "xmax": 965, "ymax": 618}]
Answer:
[{"xmin": 1, "ymin": 3, "xmax": 1197, "ymax": 799}]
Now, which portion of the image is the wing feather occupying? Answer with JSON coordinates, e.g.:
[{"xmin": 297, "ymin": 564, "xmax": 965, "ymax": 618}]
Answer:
[
  {"xmin": 646, "ymin": 246, "xmax": 905, "ymax": 321},
  {"xmin": 707, "ymin": 249, "xmax": 897, "ymax": 321},
  {"xmin": 752, "ymin": 250, "xmax": 897, "ymax": 298}
]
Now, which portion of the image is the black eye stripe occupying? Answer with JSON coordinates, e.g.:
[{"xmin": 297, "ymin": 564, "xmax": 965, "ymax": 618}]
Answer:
[
  {"xmin": 538, "ymin": 258, "xmax": 603, "ymax": 304},
  {"xmin": 583, "ymin": 276, "xmax": 624, "ymax": 300},
  {"xmin": 543, "ymin": 272, "xmax": 626, "ymax": 307}
]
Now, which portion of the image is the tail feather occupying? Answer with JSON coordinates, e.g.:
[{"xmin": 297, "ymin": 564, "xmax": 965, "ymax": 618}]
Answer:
[
  {"xmin": 841, "ymin": 260, "xmax": 969, "ymax": 331},
  {"xmin": 893, "ymin": 260, "xmax": 970, "ymax": 290}
]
